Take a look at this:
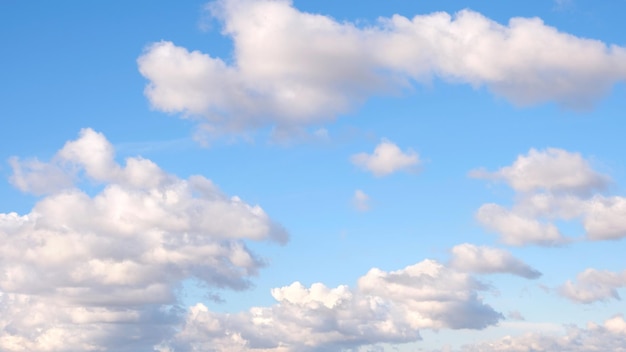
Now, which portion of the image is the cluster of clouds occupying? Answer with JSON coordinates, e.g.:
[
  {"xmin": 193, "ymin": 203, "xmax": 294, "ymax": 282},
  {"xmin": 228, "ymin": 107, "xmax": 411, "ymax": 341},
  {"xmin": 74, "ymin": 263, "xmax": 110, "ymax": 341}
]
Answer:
[
  {"xmin": 138, "ymin": 0, "xmax": 626, "ymax": 136},
  {"xmin": 1, "ymin": 133, "xmax": 546, "ymax": 351},
  {"xmin": 1, "ymin": 129, "xmax": 287, "ymax": 351},
  {"xmin": 470, "ymin": 148, "xmax": 626, "ymax": 305},
  {"xmin": 471, "ymin": 148, "xmax": 626, "ymax": 246},
  {"xmin": 4, "ymin": 0, "xmax": 626, "ymax": 350},
  {"xmin": 160, "ymin": 244, "xmax": 543, "ymax": 351}
]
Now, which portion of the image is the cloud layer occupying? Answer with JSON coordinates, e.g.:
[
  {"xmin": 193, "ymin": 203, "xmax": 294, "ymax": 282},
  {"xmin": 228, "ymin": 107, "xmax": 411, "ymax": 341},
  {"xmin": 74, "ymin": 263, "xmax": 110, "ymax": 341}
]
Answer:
[
  {"xmin": 138, "ymin": 0, "xmax": 626, "ymax": 135},
  {"xmin": 1, "ymin": 129, "xmax": 287, "ymax": 351}
]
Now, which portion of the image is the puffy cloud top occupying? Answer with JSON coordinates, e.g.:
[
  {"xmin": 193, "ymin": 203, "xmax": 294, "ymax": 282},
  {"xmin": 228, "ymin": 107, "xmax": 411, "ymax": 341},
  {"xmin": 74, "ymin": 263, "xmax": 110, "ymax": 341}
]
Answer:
[{"xmin": 0, "ymin": 128, "xmax": 287, "ymax": 351}]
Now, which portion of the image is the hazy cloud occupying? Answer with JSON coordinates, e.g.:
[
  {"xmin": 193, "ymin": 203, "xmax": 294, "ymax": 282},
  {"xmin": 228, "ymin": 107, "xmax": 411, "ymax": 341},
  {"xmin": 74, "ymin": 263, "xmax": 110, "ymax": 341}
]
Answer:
[{"xmin": 353, "ymin": 189, "xmax": 371, "ymax": 212}]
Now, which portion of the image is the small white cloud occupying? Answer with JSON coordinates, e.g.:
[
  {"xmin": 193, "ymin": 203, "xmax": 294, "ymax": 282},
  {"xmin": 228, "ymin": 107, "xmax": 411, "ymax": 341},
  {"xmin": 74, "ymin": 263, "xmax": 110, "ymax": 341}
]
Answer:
[
  {"xmin": 351, "ymin": 139, "xmax": 420, "ymax": 177},
  {"xmin": 469, "ymin": 148, "xmax": 609, "ymax": 194},
  {"xmin": 559, "ymin": 268, "xmax": 626, "ymax": 304},
  {"xmin": 352, "ymin": 189, "xmax": 370, "ymax": 211},
  {"xmin": 476, "ymin": 204, "xmax": 567, "ymax": 246},
  {"xmin": 449, "ymin": 243, "xmax": 542, "ymax": 279}
]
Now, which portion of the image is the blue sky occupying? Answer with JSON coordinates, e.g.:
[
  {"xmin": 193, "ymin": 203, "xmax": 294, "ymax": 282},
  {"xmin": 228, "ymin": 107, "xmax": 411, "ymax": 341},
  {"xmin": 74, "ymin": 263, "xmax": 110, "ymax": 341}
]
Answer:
[{"xmin": 1, "ymin": 0, "xmax": 626, "ymax": 351}]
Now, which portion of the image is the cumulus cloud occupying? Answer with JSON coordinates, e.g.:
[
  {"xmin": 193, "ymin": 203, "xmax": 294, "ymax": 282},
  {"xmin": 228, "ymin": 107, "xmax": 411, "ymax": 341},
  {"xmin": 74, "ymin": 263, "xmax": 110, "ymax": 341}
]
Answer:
[
  {"xmin": 162, "ymin": 259, "xmax": 501, "ymax": 351},
  {"xmin": 449, "ymin": 243, "xmax": 542, "ymax": 278},
  {"xmin": 353, "ymin": 189, "xmax": 370, "ymax": 211},
  {"xmin": 0, "ymin": 129, "xmax": 287, "ymax": 351},
  {"xmin": 475, "ymin": 204, "xmax": 567, "ymax": 246},
  {"xmin": 559, "ymin": 268, "xmax": 626, "ymax": 304},
  {"xmin": 460, "ymin": 315, "xmax": 626, "ymax": 352},
  {"xmin": 351, "ymin": 140, "xmax": 420, "ymax": 177},
  {"xmin": 469, "ymin": 148, "xmax": 608, "ymax": 194},
  {"xmin": 472, "ymin": 148, "xmax": 626, "ymax": 244},
  {"xmin": 138, "ymin": 0, "xmax": 626, "ymax": 135},
  {"xmin": 583, "ymin": 196, "xmax": 626, "ymax": 240}
]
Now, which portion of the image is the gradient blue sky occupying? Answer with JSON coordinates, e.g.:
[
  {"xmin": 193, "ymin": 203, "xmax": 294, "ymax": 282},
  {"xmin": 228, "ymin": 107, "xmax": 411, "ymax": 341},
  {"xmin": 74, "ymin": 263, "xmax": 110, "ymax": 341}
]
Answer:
[{"xmin": 1, "ymin": 1, "xmax": 626, "ymax": 351}]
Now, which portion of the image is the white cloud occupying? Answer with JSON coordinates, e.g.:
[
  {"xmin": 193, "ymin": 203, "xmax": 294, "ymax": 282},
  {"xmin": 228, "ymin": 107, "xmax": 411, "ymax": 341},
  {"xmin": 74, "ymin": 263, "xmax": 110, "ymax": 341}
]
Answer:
[
  {"xmin": 583, "ymin": 196, "xmax": 626, "ymax": 240},
  {"xmin": 8, "ymin": 157, "xmax": 73, "ymax": 195},
  {"xmin": 351, "ymin": 140, "xmax": 420, "ymax": 177},
  {"xmin": 353, "ymin": 189, "xmax": 371, "ymax": 211},
  {"xmin": 460, "ymin": 315, "xmax": 626, "ymax": 352},
  {"xmin": 472, "ymin": 148, "xmax": 626, "ymax": 244},
  {"xmin": 449, "ymin": 243, "xmax": 542, "ymax": 278},
  {"xmin": 163, "ymin": 259, "xmax": 502, "ymax": 351},
  {"xmin": 0, "ymin": 129, "xmax": 287, "ymax": 351},
  {"xmin": 476, "ymin": 204, "xmax": 567, "ymax": 246},
  {"xmin": 559, "ymin": 268, "xmax": 626, "ymax": 304},
  {"xmin": 469, "ymin": 148, "xmax": 609, "ymax": 194},
  {"xmin": 138, "ymin": 0, "xmax": 626, "ymax": 136}
]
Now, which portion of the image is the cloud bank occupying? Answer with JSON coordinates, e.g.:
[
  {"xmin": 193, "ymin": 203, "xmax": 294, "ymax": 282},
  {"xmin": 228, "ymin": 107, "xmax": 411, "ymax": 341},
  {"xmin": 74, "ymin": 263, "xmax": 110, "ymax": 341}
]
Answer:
[{"xmin": 138, "ymin": 0, "xmax": 626, "ymax": 136}]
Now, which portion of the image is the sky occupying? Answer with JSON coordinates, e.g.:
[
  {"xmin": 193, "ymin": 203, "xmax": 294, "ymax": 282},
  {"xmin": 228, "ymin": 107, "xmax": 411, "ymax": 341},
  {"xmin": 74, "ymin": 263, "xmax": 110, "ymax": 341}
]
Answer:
[{"xmin": 1, "ymin": 0, "xmax": 626, "ymax": 351}]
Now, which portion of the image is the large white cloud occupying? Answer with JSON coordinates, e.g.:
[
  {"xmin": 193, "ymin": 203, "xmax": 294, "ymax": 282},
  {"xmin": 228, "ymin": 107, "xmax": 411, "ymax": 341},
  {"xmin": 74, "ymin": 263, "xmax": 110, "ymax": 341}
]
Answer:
[
  {"xmin": 559, "ymin": 268, "xmax": 626, "ymax": 304},
  {"xmin": 163, "ymin": 259, "xmax": 502, "ymax": 351},
  {"xmin": 137, "ymin": 0, "xmax": 626, "ymax": 135},
  {"xmin": 449, "ymin": 243, "xmax": 542, "ymax": 278},
  {"xmin": 459, "ymin": 315, "xmax": 626, "ymax": 352},
  {"xmin": 471, "ymin": 148, "xmax": 626, "ymax": 245},
  {"xmin": 351, "ymin": 140, "xmax": 420, "ymax": 177},
  {"xmin": 0, "ymin": 129, "xmax": 287, "ymax": 351}
]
